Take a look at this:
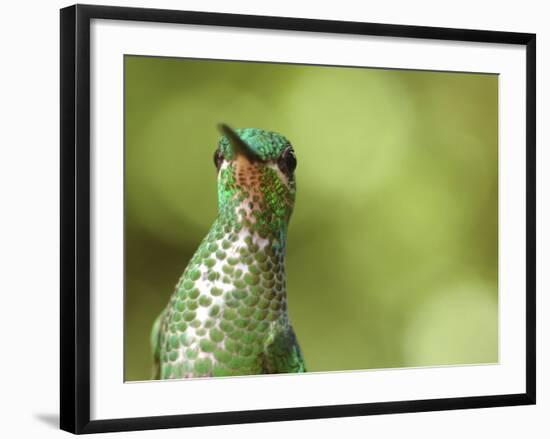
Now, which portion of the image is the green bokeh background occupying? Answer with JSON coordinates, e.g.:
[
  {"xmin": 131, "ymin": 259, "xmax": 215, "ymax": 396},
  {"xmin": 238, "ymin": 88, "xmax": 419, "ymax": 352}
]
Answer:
[{"xmin": 124, "ymin": 55, "xmax": 498, "ymax": 381}]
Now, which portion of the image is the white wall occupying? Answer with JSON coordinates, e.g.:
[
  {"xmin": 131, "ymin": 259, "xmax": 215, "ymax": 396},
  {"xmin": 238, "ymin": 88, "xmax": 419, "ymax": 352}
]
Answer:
[{"xmin": 0, "ymin": 0, "xmax": 546, "ymax": 437}]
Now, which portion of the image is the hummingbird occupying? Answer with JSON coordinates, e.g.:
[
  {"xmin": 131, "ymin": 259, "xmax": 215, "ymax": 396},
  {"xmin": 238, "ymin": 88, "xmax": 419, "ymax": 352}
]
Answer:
[{"xmin": 151, "ymin": 124, "xmax": 306, "ymax": 379}]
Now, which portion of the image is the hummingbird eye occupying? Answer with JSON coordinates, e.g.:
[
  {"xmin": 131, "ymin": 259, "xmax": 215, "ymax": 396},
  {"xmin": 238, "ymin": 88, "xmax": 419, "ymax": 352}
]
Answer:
[
  {"xmin": 213, "ymin": 149, "xmax": 224, "ymax": 171},
  {"xmin": 278, "ymin": 146, "xmax": 297, "ymax": 175}
]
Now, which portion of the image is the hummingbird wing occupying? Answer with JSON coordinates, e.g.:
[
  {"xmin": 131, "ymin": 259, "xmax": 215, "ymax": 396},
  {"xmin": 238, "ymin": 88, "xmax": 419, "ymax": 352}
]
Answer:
[
  {"xmin": 150, "ymin": 311, "xmax": 164, "ymax": 380},
  {"xmin": 262, "ymin": 324, "xmax": 306, "ymax": 374}
]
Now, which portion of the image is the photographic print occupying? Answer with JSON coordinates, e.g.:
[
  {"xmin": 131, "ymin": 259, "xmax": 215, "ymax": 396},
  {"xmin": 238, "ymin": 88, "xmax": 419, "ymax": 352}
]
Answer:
[
  {"xmin": 124, "ymin": 56, "xmax": 498, "ymax": 382},
  {"xmin": 61, "ymin": 5, "xmax": 535, "ymax": 432}
]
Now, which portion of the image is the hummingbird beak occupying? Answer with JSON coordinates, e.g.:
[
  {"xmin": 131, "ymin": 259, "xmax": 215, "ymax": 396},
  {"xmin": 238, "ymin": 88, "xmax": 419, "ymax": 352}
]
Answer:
[{"xmin": 218, "ymin": 123, "xmax": 259, "ymax": 162}]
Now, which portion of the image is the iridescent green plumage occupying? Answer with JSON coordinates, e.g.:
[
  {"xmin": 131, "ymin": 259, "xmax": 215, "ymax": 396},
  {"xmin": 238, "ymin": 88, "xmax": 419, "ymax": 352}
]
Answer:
[
  {"xmin": 218, "ymin": 128, "xmax": 291, "ymax": 160},
  {"xmin": 151, "ymin": 125, "xmax": 305, "ymax": 378}
]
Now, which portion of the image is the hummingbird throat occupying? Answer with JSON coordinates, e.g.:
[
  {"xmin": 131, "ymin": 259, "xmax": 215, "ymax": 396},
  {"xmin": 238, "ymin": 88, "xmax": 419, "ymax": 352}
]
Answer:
[
  {"xmin": 216, "ymin": 160, "xmax": 295, "ymax": 247},
  {"xmin": 175, "ymin": 159, "xmax": 294, "ymax": 326},
  {"xmin": 183, "ymin": 160, "xmax": 292, "ymax": 313}
]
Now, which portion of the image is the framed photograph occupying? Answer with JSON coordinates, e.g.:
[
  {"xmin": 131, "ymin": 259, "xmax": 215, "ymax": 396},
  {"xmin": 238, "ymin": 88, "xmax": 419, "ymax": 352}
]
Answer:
[{"xmin": 60, "ymin": 4, "xmax": 536, "ymax": 434}]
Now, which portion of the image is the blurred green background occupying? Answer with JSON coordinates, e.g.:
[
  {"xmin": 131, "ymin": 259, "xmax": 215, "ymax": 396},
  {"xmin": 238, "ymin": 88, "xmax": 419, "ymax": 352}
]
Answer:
[{"xmin": 124, "ymin": 55, "xmax": 498, "ymax": 381}]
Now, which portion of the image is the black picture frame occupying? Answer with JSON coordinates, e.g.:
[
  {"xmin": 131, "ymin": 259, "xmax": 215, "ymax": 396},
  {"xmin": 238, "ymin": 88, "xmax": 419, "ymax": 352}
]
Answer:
[{"xmin": 60, "ymin": 4, "xmax": 536, "ymax": 434}]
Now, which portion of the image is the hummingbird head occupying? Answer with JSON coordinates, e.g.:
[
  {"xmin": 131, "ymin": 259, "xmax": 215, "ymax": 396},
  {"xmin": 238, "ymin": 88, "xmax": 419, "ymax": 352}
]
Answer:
[{"xmin": 213, "ymin": 124, "xmax": 297, "ymax": 239}]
